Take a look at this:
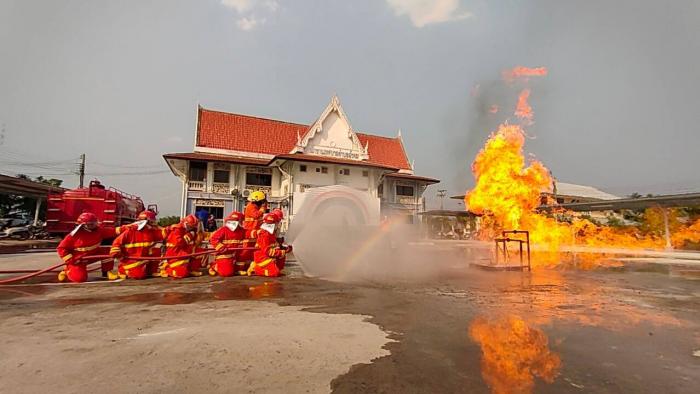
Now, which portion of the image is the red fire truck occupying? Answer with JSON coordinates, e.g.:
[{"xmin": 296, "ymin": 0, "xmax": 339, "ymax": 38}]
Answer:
[{"xmin": 45, "ymin": 180, "xmax": 156, "ymax": 236}]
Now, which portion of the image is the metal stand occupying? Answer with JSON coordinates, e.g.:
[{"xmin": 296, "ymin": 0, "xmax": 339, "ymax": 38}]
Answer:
[{"xmin": 494, "ymin": 230, "xmax": 531, "ymax": 272}]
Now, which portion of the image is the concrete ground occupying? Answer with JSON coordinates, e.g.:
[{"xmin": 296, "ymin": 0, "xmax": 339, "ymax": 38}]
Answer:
[{"xmin": 1, "ymin": 251, "xmax": 699, "ymax": 393}]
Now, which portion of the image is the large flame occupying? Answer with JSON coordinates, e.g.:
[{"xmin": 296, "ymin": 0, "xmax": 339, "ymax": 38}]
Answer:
[
  {"xmin": 464, "ymin": 66, "xmax": 700, "ymax": 262},
  {"xmin": 469, "ymin": 315, "xmax": 561, "ymax": 394}
]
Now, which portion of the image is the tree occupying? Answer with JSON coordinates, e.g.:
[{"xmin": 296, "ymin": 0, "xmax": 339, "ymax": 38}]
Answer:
[{"xmin": 158, "ymin": 216, "xmax": 181, "ymax": 227}]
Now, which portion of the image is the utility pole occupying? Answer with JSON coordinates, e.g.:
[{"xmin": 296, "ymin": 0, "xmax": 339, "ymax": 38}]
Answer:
[
  {"xmin": 79, "ymin": 153, "xmax": 86, "ymax": 188},
  {"xmin": 437, "ymin": 189, "xmax": 447, "ymax": 210}
]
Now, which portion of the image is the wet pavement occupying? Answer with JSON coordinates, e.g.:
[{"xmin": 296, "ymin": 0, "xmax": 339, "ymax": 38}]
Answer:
[{"xmin": 1, "ymin": 254, "xmax": 699, "ymax": 393}]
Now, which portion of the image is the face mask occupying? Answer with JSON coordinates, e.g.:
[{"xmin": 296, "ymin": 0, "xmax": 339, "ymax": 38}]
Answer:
[
  {"xmin": 261, "ymin": 223, "xmax": 275, "ymax": 234},
  {"xmin": 225, "ymin": 221, "xmax": 239, "ymax": 231},
  {"xmin": 69, "ymin": 224, "xmax": 84, "ymax": 237},
  {"xmin": 135, "ymin": 220, "xmax": 148, "ymax": 230}
]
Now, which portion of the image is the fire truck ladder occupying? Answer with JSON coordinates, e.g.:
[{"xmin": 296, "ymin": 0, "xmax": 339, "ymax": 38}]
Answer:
[{"xmin": 494, "ymin": 230, "xmax": 531, "ymax": 272}]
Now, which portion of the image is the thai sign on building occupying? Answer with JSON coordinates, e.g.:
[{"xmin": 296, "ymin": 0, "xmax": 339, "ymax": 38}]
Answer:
[{"xmin": 307, "ymin": 147, "xmax": 361, "ymax": 160}]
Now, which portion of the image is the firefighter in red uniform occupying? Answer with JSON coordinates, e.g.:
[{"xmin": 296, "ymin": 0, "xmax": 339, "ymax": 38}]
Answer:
[
  {"xmin": 248, "ymin": 212, "xmax": 291, "ymax": 277},
  {"xmin": 56, "ymin": 212, "xmax": 125, "ymax": 283},
  {"xmin": 208, "ymin": 211, "xmax": 246, "ymax": 277},
  {"xmin": 241, "ymin": 191, "xmax": 268, "ymax": 263},
  {"xmin": 108, "ymin": 210, "xmax": 166, "ymax": 280},
  {"xmin": 162, "ymin": 214, "xmax": 203, "ymax": 278}
]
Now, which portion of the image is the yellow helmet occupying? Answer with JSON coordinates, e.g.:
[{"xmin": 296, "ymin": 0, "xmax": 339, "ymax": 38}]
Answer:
[{"xmin": 248, "ymin": 190, "xmax": 267, "ymax": 202}]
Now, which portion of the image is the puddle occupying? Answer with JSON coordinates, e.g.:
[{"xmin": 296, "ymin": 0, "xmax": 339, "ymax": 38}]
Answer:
[{"xmin": 53, "ymin": 281, "xmax": 285, "ymax": 306}]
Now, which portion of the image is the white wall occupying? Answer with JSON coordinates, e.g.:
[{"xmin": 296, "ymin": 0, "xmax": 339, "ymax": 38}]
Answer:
[{"xmin": 307, "ymin": 112, "xmax": 356, "ymax": 151}]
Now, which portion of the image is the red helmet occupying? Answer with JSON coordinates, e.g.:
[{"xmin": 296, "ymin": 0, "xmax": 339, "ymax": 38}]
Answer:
[
  {"xmin": 263, "ymin": 213, "xmax": 280, "ymax": 224},
  {"xmin": 183, "ymin": 214, "xmax": 198, "ymax": 227},
  {"xmin": 138, "ymin": 210, "xmax": 157, "ymax": 222},
  {"xmin": 77, "ymin": 212, "xmax": 98, "ymax": 224},
  {"xmin": 271, "ymin": 208, "xmax": 284, "ymax": 221},
  {"xmin": 226, "ymin": 211, "xmax": 244, "ymax": 222}
]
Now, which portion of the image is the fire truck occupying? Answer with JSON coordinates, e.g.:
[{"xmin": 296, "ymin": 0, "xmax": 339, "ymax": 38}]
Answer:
[{"xmin": 45, "ymin": 180, "xmax": 156, "ymax": 236}]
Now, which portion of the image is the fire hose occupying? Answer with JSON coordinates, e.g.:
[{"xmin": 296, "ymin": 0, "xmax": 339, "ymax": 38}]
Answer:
[{"xmin": 0, "ymin": 247, "xmax": 259, "ymax": 285}]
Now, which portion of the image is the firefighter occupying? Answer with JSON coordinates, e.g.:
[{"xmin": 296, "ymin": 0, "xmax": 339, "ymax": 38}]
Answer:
[
  {"xmin": 208, "ymin": 211, "xmax": 246, "ymax": 277},
  {"xmin": 56, "ymin": 212, "xmax": 123, "ymax": 283},
  {"xmin": 162, "ymin": 214, "xmax": 202, "ymax": 278},
  {"xmin": 241, "ymin": 191, "xmax": 268, "ymax": 264},
  {"xmin": 108, "ymin": 210, "xmax": 167, "ymax": 280},
  {"xmin": 247, "ymin": 212, "xmax": 291, "ymax": 277}
]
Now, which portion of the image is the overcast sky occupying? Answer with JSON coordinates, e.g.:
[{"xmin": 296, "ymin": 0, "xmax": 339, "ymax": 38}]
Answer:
[{"xmin": 2, "ymin": 0, "xmax": 700, "ymax": 215}]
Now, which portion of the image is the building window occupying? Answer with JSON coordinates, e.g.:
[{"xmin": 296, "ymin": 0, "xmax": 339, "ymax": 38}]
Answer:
[
  {"xmin": 246, "ymin": 172, "xmax": 272, "ymax": 187},
  {"xmin": 339, "ymin": 168, "xmax": 350, "ymax": 176},
  {"xmin": 189, "ymin": 161, "xmax": 207, "ymax": 182},
  {"xmin": 213, "ymin": 169, "xmax": 229, "ymax": 184},
  {"xmin": 300, "ymin": 165, "xmax": 307, "ymax": 172},
  {"xmin": 378, "ymin": 184, "xmax": 383, "ymax": 197},
  {"xmin": 362, "ymin": 170, "xmax": 369, "ymax": 177},
  {"xmin": 396, "ymin": 185, "xmax": 415, "ymax": 197},
  {"xmin": 321, "ymin": 167, "xmax": 328, "ymax": 174}
]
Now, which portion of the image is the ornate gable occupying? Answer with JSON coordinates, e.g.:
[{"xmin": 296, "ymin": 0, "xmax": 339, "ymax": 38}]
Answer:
[{"xmin": 292, "ymin": 95, "xmax": 369, "ymax": 161}]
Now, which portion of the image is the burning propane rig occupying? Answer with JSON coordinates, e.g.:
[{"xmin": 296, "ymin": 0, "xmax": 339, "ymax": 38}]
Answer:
[{"xmin": 463, "ymin": 67, "xmax": 700, "ymax": 269}]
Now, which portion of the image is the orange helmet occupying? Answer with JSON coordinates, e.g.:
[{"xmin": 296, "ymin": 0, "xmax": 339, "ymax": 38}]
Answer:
[
  {"xmin": 263, "ymin": 213, "xmax": 280, "ymax": 224},
  {"xmin": 77, "ymin": 212, "xmax": 98, "ymax": 224},
  {"xmin": 226, "ymin": 211, "xmax": 244, "ymax": 222},
  {"xmin": 138, "ymin": 210, "xmax": 157, "ymax": 222},
  {"xmin": 183, "ymin": 214, "xmax": 198, "ymax": 228},
  {"xmin": 271, "ymin": 208, "xmax": 284, "ymax": 221}
]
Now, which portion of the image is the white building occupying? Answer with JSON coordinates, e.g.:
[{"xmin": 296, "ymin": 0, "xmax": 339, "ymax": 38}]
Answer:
[{"xmin": 163, "ymin": 96, "xmax": 439, "ymax": 228}]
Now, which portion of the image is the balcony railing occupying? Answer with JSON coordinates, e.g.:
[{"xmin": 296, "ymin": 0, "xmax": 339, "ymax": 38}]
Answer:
[
  {"xmin": 212, "ymin": 182, "xmax": 230, "ymax": 194},
  {"xmin": 398, "ymin": 196, "xmax": 418, "ymax": 205},
  {"xmin": 188, "ymin": 180, "xmax": 206, "ymax": 191}
]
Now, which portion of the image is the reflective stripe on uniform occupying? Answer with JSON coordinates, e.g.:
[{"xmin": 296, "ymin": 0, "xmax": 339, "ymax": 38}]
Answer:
[
  {"xmin": 256, "ymin": 258, "xmax": 274, "ymax": 268},
  {"xmin": 74, "ymin": 243, "xmax": 100, "ymax": 252},
  {"xmin": 123, "ymin": 260, "xmax": 146, "ymax": 270},
  {"xmin": 123, "ymin": 242, "xmax": 153, "ymax": 249},
  {"xmin": 61, "ymin": 254, "xmax": 73, "ymax": 262},
  {"xmin": 168, "ymin": 260, "xmax": 188, "ymax": 268},
  {"xmin": 216, "ymin": 254, "xmax": 233, "ymax": 260},
  {"xmin": 222, "ymin": 240, "xmax": 241, "ymax": 245},
  {"xmin": 215, "ymin": 243, "xmax": 224, "ymax": 251}
]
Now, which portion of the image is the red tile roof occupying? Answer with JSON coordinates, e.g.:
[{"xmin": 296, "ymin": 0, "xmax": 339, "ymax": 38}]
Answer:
[
  {"xmin": 196, "ymin": 106, "xmax": 412, "ymax": 170},
  {"xmin": 356, "ymin": 133, "xmax": 411, "ymax": 170},
  {"xmin": 196, "ymin": 107, "xmax": 306, "ymax": 156}
]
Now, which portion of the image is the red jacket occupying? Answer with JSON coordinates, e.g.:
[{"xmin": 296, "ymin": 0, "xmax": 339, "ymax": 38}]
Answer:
[
  {"xmin": 164, "ymin": 224, "xmax": 202, "ymax": 258},
  {"xmin": 210, "ymin": 225, "xmax": 246, "ymax": 260},
  {"xmin": 253, "ymin": 229, "xmax": 286, "ymax": 263},
  {"xmin": 57, "ymin": 226, "xmax": 121, "ymax": 265},
  {"xmin": 110, "ymin": 225, "xmax": 166, "ymax": 261}
]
